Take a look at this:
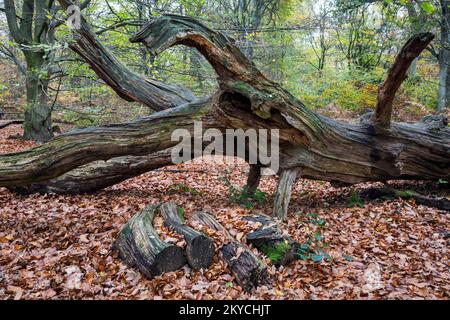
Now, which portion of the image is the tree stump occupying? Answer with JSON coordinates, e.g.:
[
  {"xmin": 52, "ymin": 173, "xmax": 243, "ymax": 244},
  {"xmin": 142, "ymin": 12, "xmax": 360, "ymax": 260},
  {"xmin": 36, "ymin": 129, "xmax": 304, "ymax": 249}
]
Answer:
[
  {"xmin": 159, "ymin": 202, "xmax": 215, "ymax": 269},
  {"xmin": 113, "ymin": 204, "xmax": 186, "ymax": 279},
  {"xmin": 244, "ymin": 214, "xmax": 299, "ymax": 266},
  {"xmin": 193, "ymin": 211, "xmax": 269, "ymax": 292}
]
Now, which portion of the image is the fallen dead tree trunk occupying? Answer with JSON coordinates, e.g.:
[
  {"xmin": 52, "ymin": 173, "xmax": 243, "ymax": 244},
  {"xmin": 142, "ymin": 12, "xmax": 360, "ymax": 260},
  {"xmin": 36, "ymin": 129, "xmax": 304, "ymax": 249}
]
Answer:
[
  {"xmin": 360, "ymin": 187, "xmax": 450, "ymax": 212},
  {"xmin": 159, "ymin": 202, "xmax": 215, "ymax": 270},
  {"xmin": 0, "ymin": 12, "xmax": 448, "ymax": 221},
  {"xmin": 10, "ymin": 150, "xmax": 174, "ymax": 195},
  {"xmin": 0, "ymin": 120, "xmax": 24, "ymax": 130},
  {"xmin": 193, "ymin": 211, "xmax": 269, "ymax": 292},
  {"xmin": 243, "ymin": 214, "xmax": 299, "ymax": 266},
  {"xmin": 113, "ymin": 204, "xmax": 187, "ymax": 279}
]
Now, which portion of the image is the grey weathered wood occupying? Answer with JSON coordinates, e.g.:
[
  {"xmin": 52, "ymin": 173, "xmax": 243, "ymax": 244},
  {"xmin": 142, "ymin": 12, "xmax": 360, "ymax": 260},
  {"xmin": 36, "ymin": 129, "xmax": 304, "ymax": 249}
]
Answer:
[
  {"xmin": 244, "ymin": 214, "xmax": 299, "ymax": 266},
  {"xmin": 159, "ymin": 202, "xmax": 215, "ymax": 270},
  {"xmin": 10, "ymin": 150, "xmax": 174, "ymax": 195},
  {"xmin": 113, "ymin": 204, "xmax": 186, "ymax": 279},
  {"xmin": 193, "ymin": 211, "xmax": 269, "ymax": 292},
  {"xmin": 360, "ymin": 187, "xmax": 450, "ymax": 212},
  {"xmin": 273, "ymin": 169, "xmax": 298, "ymax": 221},
  {"xmin": 372, "ymin": 33, "xmax": 434, "ymax": 128},
  {"xmin": 0, "ymin": 15, "xmax": 448, "ymax": 220}
]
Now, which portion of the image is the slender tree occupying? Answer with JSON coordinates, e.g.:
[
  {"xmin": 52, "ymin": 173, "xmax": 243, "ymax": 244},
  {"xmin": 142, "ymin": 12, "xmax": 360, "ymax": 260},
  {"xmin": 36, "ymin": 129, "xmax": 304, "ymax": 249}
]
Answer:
[{"xmin": 1, "ymin": 0, "xmax": 91, "ymax": 142}]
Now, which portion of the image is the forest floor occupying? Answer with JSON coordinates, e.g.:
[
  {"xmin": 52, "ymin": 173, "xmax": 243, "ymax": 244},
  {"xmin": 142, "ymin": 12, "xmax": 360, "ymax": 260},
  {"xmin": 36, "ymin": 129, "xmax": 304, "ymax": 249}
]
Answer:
[{"xmin": 0, "ymin": 124, "xmax": 448, "ymax": 300}]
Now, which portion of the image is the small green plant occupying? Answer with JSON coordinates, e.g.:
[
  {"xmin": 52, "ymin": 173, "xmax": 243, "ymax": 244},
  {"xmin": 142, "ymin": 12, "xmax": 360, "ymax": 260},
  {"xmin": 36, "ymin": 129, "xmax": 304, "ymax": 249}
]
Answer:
[
  {"xmin": 168, "ymin": 183, "xmax": 201, "ymax": 195},
  {"xmin": 395, "ymin": 190, "xmax": 414, "ymax": 199},
  {"xmin": 348, "ymin": 191, "xmax": 364, "ymax": 208},
  {"xmin": 261, "ymin": 241, "xmax": 292, "ymax": 264},
  {"xmin": 295, "ymin": 212, "xmax": 331, "ymax": 263},
  {"xmin": 220, "ymin": 176, "xmax": 266, "ymax": 209}
]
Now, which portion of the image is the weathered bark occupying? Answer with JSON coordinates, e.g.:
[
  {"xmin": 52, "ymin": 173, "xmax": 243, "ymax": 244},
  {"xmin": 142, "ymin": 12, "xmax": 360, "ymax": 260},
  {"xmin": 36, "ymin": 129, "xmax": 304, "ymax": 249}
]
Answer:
[
  {"xmin": 0, "ymin": 15, "xmax": 449, "ymax": 220},
  {"xmin": 159, "ymin": 202, "xmax": 215, "ymax": 270},
  {"xmin": 22, "ymin": 52, "xmax": 54, "ymax": 143},
  {"xmin": 0, "ymin": 99, "xmax": 212, "ymax": 187},
  {"xmin": 244, "ymin": 214, "xmax": 299, "ymax": 266},
  {"xmin": 439, "ymin": 0, "xmax": 450, "ymax": 112},
  {"xmin": 193, "ymin": 211, "xmax": 269, "ymax": 291},
  {"xmin": 58, "ymin": 0, "xmax": 195, "ymax": 112},
  {"xmin": 4, "ymin": 0, "xmax": 56, "ymax": 142},
  {"xmin": 273, "ymin": 169, "xmax": 298, "ymax": 221},
  {"xmin": 360, "ymin": 187, "xmax": 450, "ymax": 212},
  {"xmin": 372, "ymin": 33, "xmax": 434, "ymax": 128},
  {"xmin": 246, "ymin": 164, "xmax": 262, "ymax": 194},
  {"xmin": 113, "ymin": 204, "xmax": 187, "ymax": 279},
  {"xmin": 10, "ymin": 150, "xmax": 174, "ymax": 195}
]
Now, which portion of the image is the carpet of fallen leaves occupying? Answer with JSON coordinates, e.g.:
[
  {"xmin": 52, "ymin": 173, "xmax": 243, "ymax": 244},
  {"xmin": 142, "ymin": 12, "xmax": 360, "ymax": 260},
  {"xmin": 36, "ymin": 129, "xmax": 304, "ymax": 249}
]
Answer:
[{"xmin": 0, "ymin": 125, "xmax": 448, "ymax": 300}]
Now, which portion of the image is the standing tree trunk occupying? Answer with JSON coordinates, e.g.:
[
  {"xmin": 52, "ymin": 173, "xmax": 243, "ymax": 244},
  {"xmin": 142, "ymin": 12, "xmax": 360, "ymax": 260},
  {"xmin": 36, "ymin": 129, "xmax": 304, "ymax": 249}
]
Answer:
[
  {"xmin": 23, "ymin": 51, "xmax": 53, "ymax": 142},
  {"xmin": 3, "ymin": 0, "xmax": 56, "ymax": 143},
  {"xmin": 439, "ymin": 0, "xmax": 450, "ymax": 112}
]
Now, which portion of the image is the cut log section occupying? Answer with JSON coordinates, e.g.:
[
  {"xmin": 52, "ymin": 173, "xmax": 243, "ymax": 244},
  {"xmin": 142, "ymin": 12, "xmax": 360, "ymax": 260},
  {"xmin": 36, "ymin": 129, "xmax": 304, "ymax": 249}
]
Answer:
[
  {"xmin": 193, "ymin": 211, "xmax": 269, "ymax": 292},
  {"xmin": 159, "ymin": 202, "xmax": 215, "ymax": 270},
  {"xmin": 113, "ymin": 204, "xmax": 187, "ymax": 279},
  {"xmin": 360, "ymin": 187, "xmax": 450, "ymax": 212},
  {"xmin": 273, "ymin": 169, "xmax": 298, "ymax": 221},
  {"xmin": 243, "ymin": 214, "xmax": 299, "ymax": 266}
]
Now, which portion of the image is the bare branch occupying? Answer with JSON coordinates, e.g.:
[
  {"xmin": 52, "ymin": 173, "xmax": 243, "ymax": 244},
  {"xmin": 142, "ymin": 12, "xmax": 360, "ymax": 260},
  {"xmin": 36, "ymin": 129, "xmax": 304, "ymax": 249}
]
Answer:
[{"xmin": 372, "ymin": 33, "xmax": 435, "ymax": 128}]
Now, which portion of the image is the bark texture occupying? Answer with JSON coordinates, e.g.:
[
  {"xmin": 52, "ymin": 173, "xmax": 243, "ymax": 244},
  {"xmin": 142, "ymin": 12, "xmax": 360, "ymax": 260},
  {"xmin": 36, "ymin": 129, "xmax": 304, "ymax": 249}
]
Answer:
[
  {"xmin": 159, "ymin": 202, "xmax": 215, "ymax": 270},
  {"xmin": 113, "ymin": 204, "xmax": 187, "ymax": 279},
  {"xmin": 244, "ymin": 214, "xmax": 299, "ymax": 266},
  {"xmin": 58, "ymin": 0, "xmax": 195, "ymax": 112},
  {"xmin": 0, "ymin": 14, "xmax": 448, "ymax": 220},
  {"xmin": 193, "ymin": 211, "xmax": 269, "ymax": 291},
  {"xmin": 372, "ymin": 33, "xmax": 434, "ymax": 128},
  {"xmin": 273, "ymin": 169, "xmax": 298, "ymax": 221}
]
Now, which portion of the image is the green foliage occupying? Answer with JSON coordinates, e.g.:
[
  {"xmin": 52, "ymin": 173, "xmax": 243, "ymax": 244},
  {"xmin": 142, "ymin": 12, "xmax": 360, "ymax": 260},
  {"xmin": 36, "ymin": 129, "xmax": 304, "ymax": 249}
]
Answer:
[
  {"xmin": 261, "ymin": 241, "xmax": 292, "ymax": 264},
  {"xmin": 285, "ymin": 66, "xmax": 382, "ymax": 111},
  {"xmin": 420, "ymin": 2, "xmax": 436, "ymax": 14},
  {"xmin": 395, "ymin": 190, "xmax": 414, "ymax": 199},
  {"xmin": 220, "ymin": 176, "xmax": 266, "ymax": 209},
  {"xmin": 168, "ymin": 183, "xmax": 202, "ymax": 195},
  {"xmin": 348, "ymin": 191, "xmax": 364, "ymax": 208},
  {"xmin": 296, "ymin": 212, "xmax": 331, "ymax": 263},
  {"xmin": 402, "ymin": 77, "xmax": 438, "ymax": 111}
]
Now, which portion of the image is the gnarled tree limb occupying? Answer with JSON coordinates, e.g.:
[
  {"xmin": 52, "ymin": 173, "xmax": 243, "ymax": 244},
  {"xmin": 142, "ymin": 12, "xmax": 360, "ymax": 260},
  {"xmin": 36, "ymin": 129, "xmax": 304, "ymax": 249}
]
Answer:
[
  {"xmin": 0, "ymin": 14, "xmax": 449, "ymax": 221},
  {"xmin": 58, "ymin": 0, "xmax": 195, "ymax": 111},
  {"xmin": 371, "ymin": 33, "xmax": 434, "ymax": 128}
]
